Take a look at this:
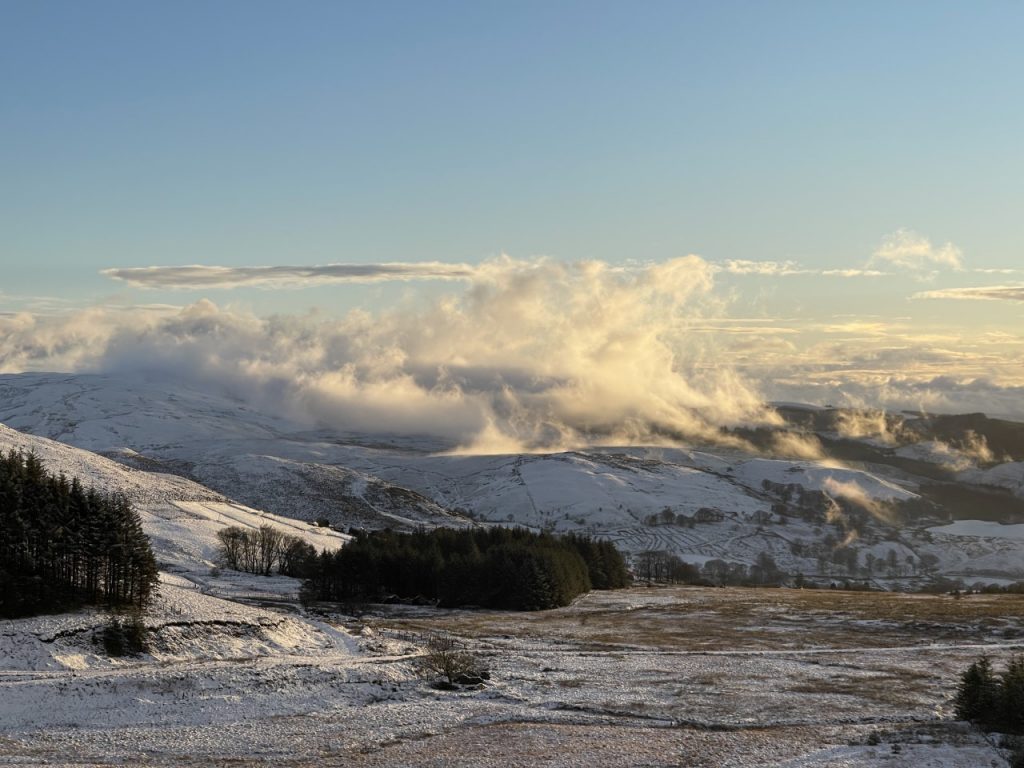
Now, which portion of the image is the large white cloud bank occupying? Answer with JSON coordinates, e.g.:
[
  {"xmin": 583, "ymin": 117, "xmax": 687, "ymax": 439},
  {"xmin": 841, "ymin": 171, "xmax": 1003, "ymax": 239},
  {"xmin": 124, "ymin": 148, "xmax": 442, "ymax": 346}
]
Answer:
[{"xmin": 0, "ymin": 256, "xmax": 775, "ymax": 451}]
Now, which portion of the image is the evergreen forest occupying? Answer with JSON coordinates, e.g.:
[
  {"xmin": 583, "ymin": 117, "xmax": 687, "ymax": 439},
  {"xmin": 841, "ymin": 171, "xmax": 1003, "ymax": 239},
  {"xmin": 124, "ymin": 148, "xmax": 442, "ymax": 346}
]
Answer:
[
  {"xmin": 0, "ymin": 451, "xmax": 159, "ymax": 618},
  {"xmin": 301, "ymin": 527, "xmax": 630, "ymax": 610}
]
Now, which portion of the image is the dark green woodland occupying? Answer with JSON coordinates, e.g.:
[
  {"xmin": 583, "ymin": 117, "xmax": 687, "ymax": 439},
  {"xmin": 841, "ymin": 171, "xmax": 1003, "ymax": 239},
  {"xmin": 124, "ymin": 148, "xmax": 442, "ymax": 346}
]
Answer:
[
  {"xmin": 301, "ymin": 526, "xmax": 630, "ymax": 611},
  {"xmin": 0, "ymin": 451, "xmax": 159, "ymax": 618}
]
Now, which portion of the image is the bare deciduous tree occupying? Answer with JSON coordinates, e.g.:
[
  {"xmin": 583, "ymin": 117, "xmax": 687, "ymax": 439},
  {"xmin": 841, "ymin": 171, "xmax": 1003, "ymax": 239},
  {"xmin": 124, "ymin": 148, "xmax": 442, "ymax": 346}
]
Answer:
[{"xmin": 420, "ymin": 634, "xmax": 484, "ymax": 687}]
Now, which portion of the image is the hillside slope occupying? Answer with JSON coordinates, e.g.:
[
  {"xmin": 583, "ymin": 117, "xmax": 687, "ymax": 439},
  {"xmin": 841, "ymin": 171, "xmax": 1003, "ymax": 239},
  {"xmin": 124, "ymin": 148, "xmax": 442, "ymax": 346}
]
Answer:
[
  {"xmin": 2, "ymin": 372, "xmax": 1022, "ymax": 585},
  {"xmin": 0, "ymin": 423, "xmax": 347, "ymax": 579}
]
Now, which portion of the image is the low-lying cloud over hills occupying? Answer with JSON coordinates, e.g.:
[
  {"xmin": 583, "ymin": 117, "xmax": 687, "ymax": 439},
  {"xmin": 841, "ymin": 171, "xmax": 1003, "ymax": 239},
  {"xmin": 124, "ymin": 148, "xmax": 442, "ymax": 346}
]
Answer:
[
  {"xmin": 4, "ymin": 237, "xmax": 1024, "ymax": 446},
  {"xmin": 2, "ymin": 256, "xmax": 773, "ymax": 451}
]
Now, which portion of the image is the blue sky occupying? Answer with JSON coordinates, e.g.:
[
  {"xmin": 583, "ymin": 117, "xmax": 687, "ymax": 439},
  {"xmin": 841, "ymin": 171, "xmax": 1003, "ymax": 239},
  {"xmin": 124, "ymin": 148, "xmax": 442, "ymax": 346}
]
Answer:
[{"xmin": 2, "ymin": 1, "xmax": 1023, "ymax": 421}]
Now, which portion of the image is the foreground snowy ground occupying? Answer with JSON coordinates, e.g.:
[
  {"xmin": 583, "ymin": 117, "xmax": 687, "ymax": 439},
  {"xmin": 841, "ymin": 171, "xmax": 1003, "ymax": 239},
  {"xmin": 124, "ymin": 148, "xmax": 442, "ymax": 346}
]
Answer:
[{"xmin": 2, "ymin": 585, "xmax": 1022, "ymax": 767}]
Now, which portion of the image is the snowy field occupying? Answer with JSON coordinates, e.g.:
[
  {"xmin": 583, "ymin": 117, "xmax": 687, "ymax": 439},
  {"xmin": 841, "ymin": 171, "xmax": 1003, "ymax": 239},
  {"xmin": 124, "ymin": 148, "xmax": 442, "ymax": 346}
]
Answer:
[{"xmin": 3, "ymin": 585, "xmax": 1023, "ymax": 767}]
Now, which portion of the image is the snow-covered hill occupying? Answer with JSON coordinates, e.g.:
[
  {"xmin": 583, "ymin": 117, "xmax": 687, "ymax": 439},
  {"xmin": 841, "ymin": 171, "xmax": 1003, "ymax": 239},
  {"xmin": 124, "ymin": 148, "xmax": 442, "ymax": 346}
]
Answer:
[
  {"xmin": 957, "ymin": 461, "xmax": 1024, "ymax": 498},
  {"xmin": 0, "ymin": 372, "xmax": 473, "ymax": 531},
  {"xmin": 2, "ymin": 371, "xmax": 1023, "ymax": 585},
  {"xmin": 0, "ymin": 423, "xmax": 347, "ymax": 578}
]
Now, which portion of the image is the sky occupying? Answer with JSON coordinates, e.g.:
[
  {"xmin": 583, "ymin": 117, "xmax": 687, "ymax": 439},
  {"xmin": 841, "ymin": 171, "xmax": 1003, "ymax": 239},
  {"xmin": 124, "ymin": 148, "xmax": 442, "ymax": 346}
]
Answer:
[{"xmin": 2, "ymin": 1, "xmax": 1023, "ymax": 442}]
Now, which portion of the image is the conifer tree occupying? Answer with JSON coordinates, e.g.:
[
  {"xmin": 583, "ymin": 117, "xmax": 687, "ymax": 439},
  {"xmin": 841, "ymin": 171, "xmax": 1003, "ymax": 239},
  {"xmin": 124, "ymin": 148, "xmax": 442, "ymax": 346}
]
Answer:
[
  {"xmin": 954, "ymin": 655, "xmax": 1000, "ymax": 727},
  {"xmin": 1000, "ymin": 654, "xmax": 1024, "ymax": 734}
]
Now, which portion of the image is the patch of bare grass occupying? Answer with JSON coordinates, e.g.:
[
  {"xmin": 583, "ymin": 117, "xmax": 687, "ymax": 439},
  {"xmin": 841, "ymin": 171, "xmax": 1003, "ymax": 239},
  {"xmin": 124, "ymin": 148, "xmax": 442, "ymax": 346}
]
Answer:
[{"xmin": 365, "ymin": 586, "xmax": 1024, "ymax": 656}]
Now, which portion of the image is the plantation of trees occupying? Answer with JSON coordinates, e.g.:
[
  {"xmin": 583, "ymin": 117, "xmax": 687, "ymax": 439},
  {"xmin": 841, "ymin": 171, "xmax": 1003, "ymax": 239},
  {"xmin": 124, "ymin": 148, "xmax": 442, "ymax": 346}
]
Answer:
[
  {"xmin": 0, "ymin": 451, "xmax": 159, "ymax": 618},
  {"xmin": 300, "ymin": 527, "xmax": 630, "ymax": 611}
]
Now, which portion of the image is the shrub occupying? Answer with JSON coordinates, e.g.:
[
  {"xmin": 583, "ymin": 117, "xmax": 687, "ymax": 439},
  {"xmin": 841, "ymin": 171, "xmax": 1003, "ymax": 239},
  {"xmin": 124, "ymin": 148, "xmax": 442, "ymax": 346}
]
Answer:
[
  {"xmin": 420, "ymin": 634, "xmax": 487, "ymax": 687},
  {"xmin": 101, "ymin": 609, "xmax": 148, "ymax": 657}
]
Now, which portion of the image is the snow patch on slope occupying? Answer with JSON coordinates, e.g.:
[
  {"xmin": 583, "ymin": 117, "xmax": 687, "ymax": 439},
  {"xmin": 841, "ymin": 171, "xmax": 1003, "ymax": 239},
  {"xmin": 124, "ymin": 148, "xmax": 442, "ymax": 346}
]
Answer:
[
  {"xmin": 958, "ymin": 462, "xmax": 1024, "ymax": 498},
  {"xmin": 0, "ymin": 578, "xmax": 358, "ymax": 672}
]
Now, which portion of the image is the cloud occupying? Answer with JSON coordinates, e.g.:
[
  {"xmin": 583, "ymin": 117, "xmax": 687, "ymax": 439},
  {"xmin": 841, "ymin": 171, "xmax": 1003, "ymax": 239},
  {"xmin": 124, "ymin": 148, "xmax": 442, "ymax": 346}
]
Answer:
[
  {"xmin": 770, "ymin": 431, "xmax": 824, "ymax": 459},
  {"xmin": 13, "ymin": 253, "xmax": 1024, "ymax": 445},
  {"xmin": 910, "ymin": 432, "xmax": 1001, "ymax": 472},
  {"xmin": 869, "ymin": 229, "xmax": 964, "ymax": 272},
  {"xmin": 714, "ymin": 261, "xmax": 887, "ymax": 278},
  {"xmin": 822, "ymin": 477, "xmax": 896, "ymax": 524},
  {"xmin": 820, "ymin": 321, "xmax": 894, "ymax": 337},
  {"xmin": 0, "ymin": 293, "xmax": 81, "ymax": 313},
  {"xmin": 717, "ymin": 260, "xmax": 809, "ymax": 276},
  {"xmin": 101, "ymin": 262, "xmax": 479, "ymax": 289},
  {"xmin": 834, "ymin": 409, "xmax": 903, "ymax": 444},
  {"xmin": 700, "ymin": 230, "xmax": 967, "ymax": 286},
  {"xmin": 727, "ymin": 311, "xmax": 1024, "ymax": 420},
  {"xmin": 820, "ymin": 268, "xmax": 888, "ymax": 278},
  {"xmin": 686, "ymin": 318, "xmax": 800, "ymax": 335},
  {"xmin": 3, "ymin": 256, "xmax": 777, "ymax": 452},
  {"xmin": 762, "ymin": 373, "xmax": 1024, "ymax": 422},
  {"xmin": 912, "ymin": 285, "xmax": 1024, "ymax": 302}
]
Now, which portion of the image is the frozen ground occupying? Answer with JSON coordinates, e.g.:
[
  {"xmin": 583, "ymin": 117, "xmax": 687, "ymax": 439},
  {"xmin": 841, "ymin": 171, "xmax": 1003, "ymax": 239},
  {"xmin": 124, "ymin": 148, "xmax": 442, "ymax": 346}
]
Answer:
[{"xmin": 2, "ymin": 586, "xmax": 1022, "ymax": 766}]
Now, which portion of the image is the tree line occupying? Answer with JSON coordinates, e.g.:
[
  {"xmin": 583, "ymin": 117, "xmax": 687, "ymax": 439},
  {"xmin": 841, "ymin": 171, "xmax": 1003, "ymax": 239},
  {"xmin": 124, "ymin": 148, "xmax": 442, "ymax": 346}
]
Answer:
[
  {"xmin": 634, "ymin": 550, "xmax": 785, "ymax": 587},
  {"xmin": 297, "ymin": 527, "xmax": 630, "ymax": 611},
  {"xmin": 0, "ymin": 450, "xmax": 159, "ymax": 618}
]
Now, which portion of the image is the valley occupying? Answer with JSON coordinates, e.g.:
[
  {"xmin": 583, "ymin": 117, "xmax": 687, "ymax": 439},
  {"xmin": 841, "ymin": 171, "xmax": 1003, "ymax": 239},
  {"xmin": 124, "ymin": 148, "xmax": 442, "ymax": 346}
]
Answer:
[
  {"xmin": 1, "ymin": 372, "xmax": 1022, "ymax": 588},
  {"xmin": 1, "ymin": 371, "xmax": 1023, "ymax": 765}
]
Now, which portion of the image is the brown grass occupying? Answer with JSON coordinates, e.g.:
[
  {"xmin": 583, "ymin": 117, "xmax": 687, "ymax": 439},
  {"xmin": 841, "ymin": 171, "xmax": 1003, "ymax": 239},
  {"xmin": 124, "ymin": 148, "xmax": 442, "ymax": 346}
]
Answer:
[{"xmin": 367, "ymin": 585, "xmax": 1024, "ymax": 653}]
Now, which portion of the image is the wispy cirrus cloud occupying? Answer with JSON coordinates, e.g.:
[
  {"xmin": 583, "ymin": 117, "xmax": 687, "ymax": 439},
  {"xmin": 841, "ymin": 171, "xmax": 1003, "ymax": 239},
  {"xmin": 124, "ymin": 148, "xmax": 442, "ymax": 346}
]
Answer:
[
  {"xmin": 913, "ymin": 284, "xmax": 1024, "ymax": 302},
  {"xmin": 101, "ymin": 262, "xmax": 479, "ymax": 290},
  {"xmin": 717, "ymin": 259, "xmax": 809, "ymax": 276},
  {"xmin": 820, "ymin": 321, "xmax": 895, "ymax": 336},
  {"xmin": 713, "ymin": 260, "xmax": 887, "ymax": 278},
  {"xmin": 714, "ymin": 229, "xmax": 965, "ymax": 282},
  {"xmin": 820, "ymin": 268, "xmax": 888, "ymax": 278},
  {"xmin": 687, "ymin": 321, "xmax": 800, "ymax": 335},
  {"xmin": 869, "ymin": 229, "xmax": 964, "ymax": 272}
]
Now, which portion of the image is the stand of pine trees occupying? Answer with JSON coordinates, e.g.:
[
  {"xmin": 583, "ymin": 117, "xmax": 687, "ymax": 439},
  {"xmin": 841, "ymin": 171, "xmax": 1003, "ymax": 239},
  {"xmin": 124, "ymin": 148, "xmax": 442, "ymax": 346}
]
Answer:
[
  {"xmin": 0, "ymin": 451, "xmax": 159, "ymax": 618},
  {"xmin": 954, "ymin": 654, "xmax": 1024, "ymax": 734},
  {"xmin": 302, "ymin": 527, "xmax": 630, "ymax": 611}
]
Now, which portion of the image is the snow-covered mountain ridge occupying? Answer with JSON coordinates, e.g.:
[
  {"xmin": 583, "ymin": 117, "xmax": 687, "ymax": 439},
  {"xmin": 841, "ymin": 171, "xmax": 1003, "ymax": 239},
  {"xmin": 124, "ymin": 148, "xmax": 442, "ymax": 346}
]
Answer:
[{"xmin": 2, "ymin": 371, "xmax": 1023, "ymax": 585}]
